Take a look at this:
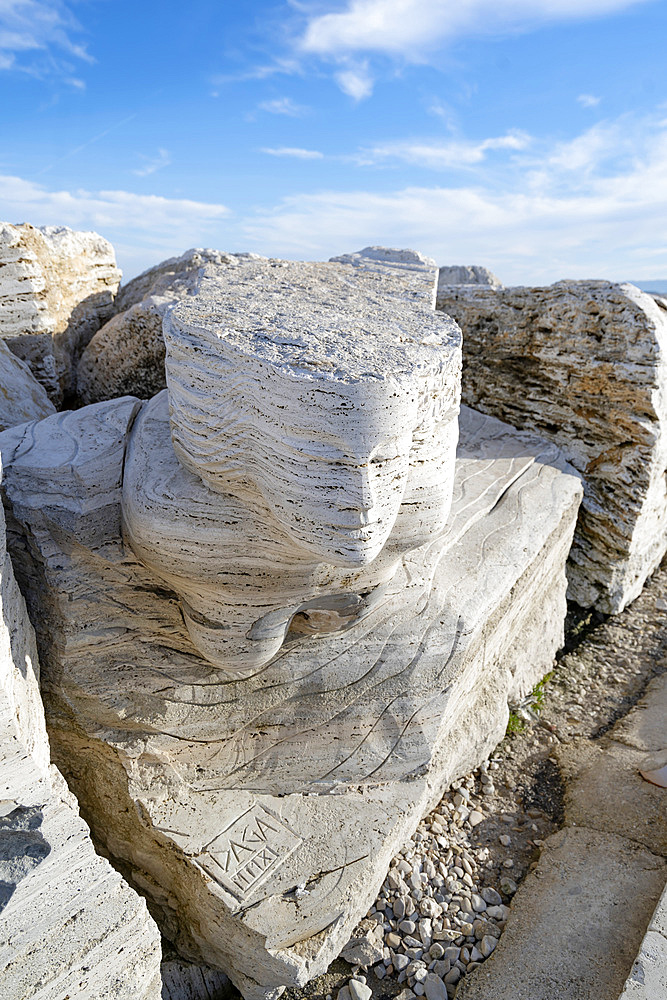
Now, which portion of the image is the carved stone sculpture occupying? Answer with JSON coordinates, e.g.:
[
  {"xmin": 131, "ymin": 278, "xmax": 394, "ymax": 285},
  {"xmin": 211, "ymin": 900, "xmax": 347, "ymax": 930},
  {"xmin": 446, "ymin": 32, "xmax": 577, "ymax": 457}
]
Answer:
[
  {"xmin": 123, "ymin": 258, "xmax": 461, "ymax": 672},
  {"xmin": 0, "ymin": 250, "xmax": 583, "ymax": 1000}
]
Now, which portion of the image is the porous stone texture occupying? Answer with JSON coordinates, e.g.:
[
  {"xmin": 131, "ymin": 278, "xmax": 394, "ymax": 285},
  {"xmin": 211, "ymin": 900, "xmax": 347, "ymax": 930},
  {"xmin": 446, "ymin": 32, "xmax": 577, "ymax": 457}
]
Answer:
[
  {"xmin": 0, "ymin": 222, "xmax": 121, "ymax": 403},
  {"xmin": 437, "ymin": 280, "xmax": 667, "ymax": 613},
  {"xmin": 330, "ymin": 247, "xmax": 439, "ymax": 308},
  {"xmin": 0, "ymin": 398, "xmax": 581, "ymax": 1000},
  {"xmin": 77, "ymin": 247, "xmax": 238, "ymax": 404},
  {"xmin": 0, "ymin": 472, "xmax": 162, "ymax": 999},
  {"xmin": 0, "ymin": 339, "xmax": 55, "ymax": 430}
]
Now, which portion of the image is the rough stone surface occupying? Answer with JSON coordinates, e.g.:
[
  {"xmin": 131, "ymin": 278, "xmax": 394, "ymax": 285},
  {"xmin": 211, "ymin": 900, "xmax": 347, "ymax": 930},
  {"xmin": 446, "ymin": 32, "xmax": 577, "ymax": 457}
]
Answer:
[
  {"xmin": 113, "ymin": 247, "xmax": 239, "ymax": 315},
  {"xmin": 0, "ymin": 397, "xmax": 581, "ymax": 1000},
  {"xmin": 457, "ymin": 826, "xmax": 666, "ymax": 1000},
  {"xmin": 0, "ymin": 222, "xmax": 120, "ymax": 403},
  {"xmin": 437, "ymin": 280, "xmax": 667, "ymax": 613},
  {"xmin": 619, "ymin": 883, "xmax": 667, "ymax": 999},
  {"xmin": 0, "ymin": 338, "xmax": 55, "ymax": 431},
  {"xmin": 77, "ymin": 247, "xmax": 238, "ymax": 404},
  {"xmin": 0, "ymin": 473, "xmax": 162, "ymax": 999}
]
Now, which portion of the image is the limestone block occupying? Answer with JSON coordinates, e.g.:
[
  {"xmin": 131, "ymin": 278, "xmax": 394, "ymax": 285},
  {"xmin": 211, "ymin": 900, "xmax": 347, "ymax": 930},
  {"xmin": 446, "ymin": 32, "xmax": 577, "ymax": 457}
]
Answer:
[
  {"xmin": 0, "ymin": 222, "xmax": 120, "ymax": 403},
  {"xmin": 437, "ymin": 280, "xmax": 667, "ymax": 613},
  {"xmin": 329, "ymin": 246, "xmax": 440, "ymax": 308},
  {"xmin": 78, "ymin": 248, "xmax": 239, "ymax": 404},
  {"xmin": 0, "ymin": 398, "xmax": 582, "ymax": 999},
  {"xmin": 457, "ymin": 827, "xmax": 666, "ymax": 1000},
  {"xmin": 0, "ymin": 339, "xmax": 55, "ymax": 430},
  {"xmin": 0, "ymin": 468, "xmax": 162, "ymax": 999},
  {"xmin": 164, "ymin": 258, "xmax": 461, "ymax": 568},
  {"xmin": 436, "ymin": 265, "xmax": 503, "ymax": 307}
]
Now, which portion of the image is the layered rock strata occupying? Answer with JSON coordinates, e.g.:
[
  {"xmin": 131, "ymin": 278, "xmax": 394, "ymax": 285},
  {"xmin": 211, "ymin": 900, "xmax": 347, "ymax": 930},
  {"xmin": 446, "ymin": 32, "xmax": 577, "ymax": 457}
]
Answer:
[
  {"xmin": 0, "ymin": 472, "xmax": 162, "ymax": 999},
  {"xmin": 77, "ymin": 247, "xmax": 238, "ymax": 404},
  {"xmin": 0, "ymin": 399, "xmax": 582, "ymax": 999},
  {"xmin": 0, "ymin": 340, "xmax": 55, "ymax": 430},
  {"xmin": 0, "ymin": 223, "xmax": 120, "ymax": 403},
  {"xmin": 437, "ymin": 280, "xmax": 667, "ymax": 613},
  {"xmin": 139, "ymin": 256, "xmax": 460, "ymax": 669}
]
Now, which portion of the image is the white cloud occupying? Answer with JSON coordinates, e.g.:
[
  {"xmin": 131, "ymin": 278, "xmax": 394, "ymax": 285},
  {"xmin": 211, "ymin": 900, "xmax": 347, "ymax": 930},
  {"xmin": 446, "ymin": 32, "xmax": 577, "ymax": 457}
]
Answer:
[
  {"xmin": 335, "ymin": 63, "xmax": 373, "ymax": 99},
  {"xmin": 577, "ymin": 93, "xmax": 602, "ymax": 108},
  {"xmin": 241, "ymin": 111, "xmax": 667, "ymax": 284},
  {"xmin": 133, "ymin": 148, "xmax": 172, "ymax": 177},
  {"xmin": 362, "ymin": 131, "xmax": 531, "ymax": 169},
  {"xmin": 257, "ymin": 97, "xmax": 309, "ymax": 116},
  {"xmin": 299, "ymin": 0, "xmax": 648, "ymax": 56},
  {"xmin": 297, "ymin": 0, "xmax": 648, "ymax": 96},
  {"xmin": 0, "ymin": 0, "xmax": 93, "ymax": 78},
  {"xmin": 0, "ymin": 175, "xmax": 230, "ymax": 278},
  {"xmin": 261, "ymin": 147, "xmax": 324, "ymax": 159}
]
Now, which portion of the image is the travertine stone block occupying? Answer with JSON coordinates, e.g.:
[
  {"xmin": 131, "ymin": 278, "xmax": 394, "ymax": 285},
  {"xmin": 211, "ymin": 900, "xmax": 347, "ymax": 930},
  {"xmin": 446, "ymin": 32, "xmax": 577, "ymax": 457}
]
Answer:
[
  {"xmin": 0, "ymin": 469, "xmax": 162, "ymax": 1000},
  {"xmin": 77, "ymin": 247, "xmax": 238, "ymax": 404},
  {"xmin": 0, "ymin": 399, "xmax": 581, "ymax": 999},
  {"xmin": 436, "ymin": 265, "xmax": 503, "ymax": 306},
  {"xmin": 437, "ymin": 280, "xmax": 667, "ymax": 613},
  {"xmin": 164, "ymin": 259, "xmax": 460, "ymax": 562},
  {"xmin": 0, "ymin": 222, "xmax": 120, "ymax": 402}
]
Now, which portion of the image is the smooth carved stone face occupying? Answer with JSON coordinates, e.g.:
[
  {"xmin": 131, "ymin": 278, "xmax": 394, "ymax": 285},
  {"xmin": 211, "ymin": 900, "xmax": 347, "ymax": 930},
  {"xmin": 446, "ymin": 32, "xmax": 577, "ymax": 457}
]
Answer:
[{"xmin": 164, "ymin": 260, "xmax": 462, "ymax": 567}]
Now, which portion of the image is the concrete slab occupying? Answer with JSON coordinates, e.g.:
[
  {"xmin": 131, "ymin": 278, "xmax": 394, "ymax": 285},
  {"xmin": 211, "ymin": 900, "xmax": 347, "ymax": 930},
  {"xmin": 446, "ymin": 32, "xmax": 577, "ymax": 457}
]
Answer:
[
  {"xmin": 558, "ymin": 739, "xmax": 667, "ymax": 855},
  {"xmin": 457, "ymin": 826, "xmax": 666, "ymax": 1000}
]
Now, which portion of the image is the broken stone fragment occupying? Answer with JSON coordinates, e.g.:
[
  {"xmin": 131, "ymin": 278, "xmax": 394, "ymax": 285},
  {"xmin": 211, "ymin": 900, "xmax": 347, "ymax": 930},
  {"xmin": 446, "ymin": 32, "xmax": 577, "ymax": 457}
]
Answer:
[
  {"xmin": 77, "ymin": 247, "xmax": 239, "ymax": 404},
  {"xmin": 437, "ymin": 279, "xmax": 667, "ymax": 613},
  {"xmin": 0, "ymin": 470, "xmax": 162, "ymax": 999},
  {"xmin": 0, "ymin": 222, "xmax": 121, "ymax": 403},
  {"xmin": 0, "ymin": 339, "xmax": 55, "ymax": 430}
]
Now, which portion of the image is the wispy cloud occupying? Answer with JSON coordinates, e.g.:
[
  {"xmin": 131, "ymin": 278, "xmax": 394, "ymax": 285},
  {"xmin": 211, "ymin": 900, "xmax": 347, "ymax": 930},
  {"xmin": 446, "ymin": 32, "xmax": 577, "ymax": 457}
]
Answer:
[
  {"xmin": 577, "ymin": 93, "xmax": 602, "ymax": 108},
  {"xmin": 132, "ymin": 148, "xmax": 172, "ymax": 177},
  {"xmin": 359, "ymin": 131, "xmax": 531, "ymax": 169},
  {"xmin": 335, "ymin": 62, "xmax": 373, "ymax": 100},
  {"xmin": 241, "ymin": 110, "xmax": 667, "ymax": 284},
  {"xmin": 296, "ymin": 0, "xmax": 649, "ymax": 96},
  {"xmin": 261, "ymin": 146, "xmax": 324, "ymax": 159},
  {"xmin": 0, "ymin": 174, "xmax": 229, "ymax": 246},
  {"xmin": 257, "ymin": 96, "xmax": 309, "ymax": 116},
  {"xmin": 0, "ymin": 0, "xmax": 93, "ymax": 79},
  {"xmin": 299, "ymin": 0, "xmax": 648, "ymax": 56},
  {"xmin": 210, "ymin": 57, "xmax": 301, "ymax": 87}
]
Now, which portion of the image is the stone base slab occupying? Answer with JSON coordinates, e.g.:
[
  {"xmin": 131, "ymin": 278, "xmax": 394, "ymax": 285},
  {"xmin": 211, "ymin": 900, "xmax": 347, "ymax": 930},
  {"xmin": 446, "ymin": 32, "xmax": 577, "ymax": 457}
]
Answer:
[{"xmin": 0, "ymin": 401, "xmax": 581, "ymax": 998}]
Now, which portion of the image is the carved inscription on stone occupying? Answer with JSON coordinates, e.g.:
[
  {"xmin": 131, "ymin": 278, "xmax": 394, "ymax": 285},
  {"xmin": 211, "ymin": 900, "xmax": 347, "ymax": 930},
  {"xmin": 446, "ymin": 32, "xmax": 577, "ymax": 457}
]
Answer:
[{"xmin": 197, "ymin": 805, "xmax": 302, "ymax": 901}]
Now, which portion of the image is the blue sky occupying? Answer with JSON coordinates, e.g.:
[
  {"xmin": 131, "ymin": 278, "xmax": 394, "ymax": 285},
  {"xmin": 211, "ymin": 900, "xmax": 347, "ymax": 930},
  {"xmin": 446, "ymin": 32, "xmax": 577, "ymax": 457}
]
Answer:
[{"xmin": 1, "ymin": 0, "xmax": 666, "ymax": 284}]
